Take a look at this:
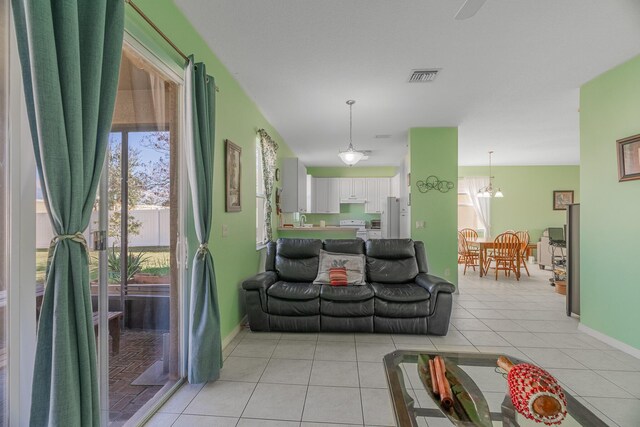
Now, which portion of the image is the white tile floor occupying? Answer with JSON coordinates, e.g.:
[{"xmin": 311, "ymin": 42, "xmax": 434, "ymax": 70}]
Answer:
[{"xmin": 147, "ymin": 264, "xmax": 640, "ymax": 427}]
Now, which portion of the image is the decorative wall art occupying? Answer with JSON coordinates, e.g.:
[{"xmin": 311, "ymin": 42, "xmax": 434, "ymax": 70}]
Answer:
[
  {"xmin": 553, "ymin": 190, "xmax": 574, "ymax": 210},
  {"xmin": 416, "ymin": 175, "xmax": 455, "ymax": 193},
  {"xmin": 225, "ymin": 139, "xmax": 242, "ymax": 212},
  {"xmin": 617, "ymin": 134, "xmax": 640, "ymax": 182}
]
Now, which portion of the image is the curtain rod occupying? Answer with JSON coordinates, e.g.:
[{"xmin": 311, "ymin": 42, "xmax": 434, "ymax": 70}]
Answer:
[{"xmin": 125, "ymin": 0, "xmax": 220, "ymax": 92}]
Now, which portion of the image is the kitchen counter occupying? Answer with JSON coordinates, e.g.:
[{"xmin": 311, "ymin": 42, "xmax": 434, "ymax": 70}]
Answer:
[
  {"xmin": 277, "ymin": 226, "xmax": 356, "ymax": 240},
  {"xmin": 277, "ymin": 226, "xmax": 349, "ymax": 231}
]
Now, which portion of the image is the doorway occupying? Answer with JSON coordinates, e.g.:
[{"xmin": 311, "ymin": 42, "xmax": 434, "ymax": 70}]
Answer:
[{"xmin": 95, "ymin": 41, "xmax": 185, "ymax": 425}]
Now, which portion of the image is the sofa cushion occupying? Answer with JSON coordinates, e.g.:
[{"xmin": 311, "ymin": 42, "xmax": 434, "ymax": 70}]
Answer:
[
  {"xmin": 320, "ymin": 284, "xmax": 374, "ymax": 301},
  {"xmin": 268, "ymin": 297, "xmax": 319, "ymax": 316},
  {"xmin": 366, "ymin": 239, "xmax": 419, "ymax": 283},
  {"xmin": 275, "ymin": 238, "xmax": 322, "ymax": 282},
  {"xmin": 323, "ymin": 238, "xmax": 365, "ymax": 254},
  {"xmin": 267, "ymin": 281, "xmax": 321, "ymax": 300},
  {"xmin": 371, "ymin": 282, "xmax": 430, "ymax": 302},
  {"xmin": 277, "ymin": 238, "xmax": 323, "ymax": 258},
  {"xmin": 366, "ymin": 239, "xmax": 416, "ymax": 259},
  {"xmin": 321, "ymin": 299, "xmax": 374, "ymax": 317},
  {"xmin": 314, "ymin": 250, "xmax": 366, "ymax": 285},
  {"xmin": 375, "ymin": 299, "xmax": 430, "ymax": 318}
]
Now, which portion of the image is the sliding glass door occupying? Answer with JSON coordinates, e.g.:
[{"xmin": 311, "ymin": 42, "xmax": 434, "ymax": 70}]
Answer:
[
  {"xmin": 94, "ymin": 41, "xmax": 184, "ymax": 425},
  {"xmin": 0, "ymin": 0, "xmax": 8, "ymax": 422}
]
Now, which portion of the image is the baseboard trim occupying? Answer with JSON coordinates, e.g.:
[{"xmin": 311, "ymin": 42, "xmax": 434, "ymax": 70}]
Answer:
[
  {"xmin": 222, "ymin": 316, "xmax": 248, "ymax": 350},
  {"xmin": 578, "ymin": 323, "xmax": 640, "ymax": 359}
]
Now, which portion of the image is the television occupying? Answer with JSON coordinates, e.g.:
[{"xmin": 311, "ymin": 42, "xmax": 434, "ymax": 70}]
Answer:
[{"xmin": 548, "ymin": 227, "xmax": 565, "ymax": 245}]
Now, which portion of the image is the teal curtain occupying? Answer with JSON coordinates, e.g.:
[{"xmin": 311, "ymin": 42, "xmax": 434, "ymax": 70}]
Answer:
[
  {"xmin": 186, "ymin": 57, "xmax": 222, "ymax": 383},
  {"xmin": 12, "ymin": 0, "xmax": 124, "ymax": 425}
]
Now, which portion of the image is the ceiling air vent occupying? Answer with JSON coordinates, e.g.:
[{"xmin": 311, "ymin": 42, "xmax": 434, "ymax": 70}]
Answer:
[{"xmin": 408, "ymin": 69, "xmax": 440, "ymax": 83}]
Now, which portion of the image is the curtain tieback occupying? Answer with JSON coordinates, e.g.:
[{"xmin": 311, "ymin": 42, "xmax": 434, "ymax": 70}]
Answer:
[
  {"xmin": 46, "ymin": 232, "xmax": 89, "ymax": 278},
  {"xmin": 198, "ymin": 242, "xmax": 209, "ymax": 255}
]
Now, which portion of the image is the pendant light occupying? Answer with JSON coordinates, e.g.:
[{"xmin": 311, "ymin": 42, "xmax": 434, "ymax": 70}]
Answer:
[
  {"xmin": 338, "ymin": 100, "xmax": 364, "ymax": 166},
  {"xmin": 477, "ymin": 151, "xmax": 504, "ymax": 198}
]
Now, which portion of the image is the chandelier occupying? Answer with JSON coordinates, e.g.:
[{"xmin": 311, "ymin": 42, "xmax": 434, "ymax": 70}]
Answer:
[
  {"xmin": 477, "ymin": 151, "xmax": 504, "ymax": 198},
  {"xmin": 338, "ymin": 100, "xmax": 365, "ymax": 166}
]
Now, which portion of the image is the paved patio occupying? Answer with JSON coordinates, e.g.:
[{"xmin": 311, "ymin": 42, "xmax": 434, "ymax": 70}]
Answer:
[{"xmin": 109, "ymin": 329, "xmax": 166, "ymax": 424}]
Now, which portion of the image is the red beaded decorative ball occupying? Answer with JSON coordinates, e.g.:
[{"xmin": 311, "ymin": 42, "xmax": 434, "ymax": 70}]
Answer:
[{"xmin": 506, "ymin": 363, "xmax": 567, "ymax": 425}]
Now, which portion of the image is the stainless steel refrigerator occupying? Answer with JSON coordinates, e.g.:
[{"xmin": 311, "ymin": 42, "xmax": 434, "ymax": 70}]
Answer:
[
  {"xmin": 381, "ymin": 197, "xmax": 400, "ymax": 239},
  {"xmin": 566, "ymin": 204, "xmax": 580, "ymax": 317}
]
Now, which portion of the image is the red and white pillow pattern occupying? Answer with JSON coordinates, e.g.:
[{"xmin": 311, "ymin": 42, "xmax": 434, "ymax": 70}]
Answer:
[
  {"xmin": 313, "ymin": 250, "xmax": 366, "ymax": 286},
  {"xmin": 328, "ymin": 267, "xmax": 348, "ymax": 286}
]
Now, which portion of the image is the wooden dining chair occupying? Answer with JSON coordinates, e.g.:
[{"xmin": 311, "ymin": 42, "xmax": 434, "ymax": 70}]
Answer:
[
  {"xmin": 459, "ymin": 228, "xmax": 478, "ymax": 242},
  {"xmin": 458, "ymin": 231, "xmax": 479, "ymax": 275},
  {"xmin": 515, "ymin": 230, "xmax": 531, "ymax": 277},
  {"xmin": 484, "ymin": 232, "xmax": 520, "ymax": 280},
  {"xmin": 457, "ymin": 231, "xmax": 465, "ymax": 264}
]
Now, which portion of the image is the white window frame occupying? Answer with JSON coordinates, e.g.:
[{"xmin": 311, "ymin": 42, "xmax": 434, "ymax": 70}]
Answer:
[
  {"xmin": 7, "ymin": 12, "xmax": 37, "ymax": 423},
  {"xmin": 256, "ymin": 139, "xmax": 267, "ymax": 247}
]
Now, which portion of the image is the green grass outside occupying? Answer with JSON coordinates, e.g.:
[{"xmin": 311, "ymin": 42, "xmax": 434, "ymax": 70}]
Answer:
[{"xmin": 36, "ymin": 247, "xmax": 171, "ymax": 285}]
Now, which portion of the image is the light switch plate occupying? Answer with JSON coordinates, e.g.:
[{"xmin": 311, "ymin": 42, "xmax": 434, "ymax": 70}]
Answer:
[
  {"xmin": 222, "ymin": 224, "xmax": 229, "ymax": 237},
  {"xmin": 415, "ymin": 220, "xmax": 425, "ymax": 229}
]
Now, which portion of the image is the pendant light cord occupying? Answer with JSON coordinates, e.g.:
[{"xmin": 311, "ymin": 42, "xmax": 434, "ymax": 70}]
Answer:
[{"xmin": 348, "ymin": 100, "xmax": 354, "ymax": 150}]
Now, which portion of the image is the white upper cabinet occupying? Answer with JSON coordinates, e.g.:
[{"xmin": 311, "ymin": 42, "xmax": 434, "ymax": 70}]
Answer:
[
  {"xmin": 365, "ymin": 179, "xmax": 379, "ymax": 213},
  {"xmin": 390, "ymin": 174, "xmax": 400, "ymax": 197},
  {"xmin": 339, "ymin": 178, "xmax": 351, "ymax": 201},
  {"xmin": 281, "ymin": 158, "xmax": 309, "ymax": 213},
  {"xmin": 352, "ymin": 178, "xmax": 366, "ymax": 199},
  {"xmin": 365, "ymin": 177, "xmax": 391, "ymax": 213},
  {"xmin": 339, "ymin": 178, "xmax": 367, "ymax": 202},
  {"xmin": 378, "ymin": 177, "xmax": 391, "ymax": 204},
  {"xmin": 312, "ymin": 178, "xmax": 340, "ymax": 213}
]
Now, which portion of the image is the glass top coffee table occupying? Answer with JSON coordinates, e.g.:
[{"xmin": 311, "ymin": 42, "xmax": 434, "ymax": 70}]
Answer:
[{"xmin": 383, "ymin": 350, "xmax": 608, "ymax": 427}]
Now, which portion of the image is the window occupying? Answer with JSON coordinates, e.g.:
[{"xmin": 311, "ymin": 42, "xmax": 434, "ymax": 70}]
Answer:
[
  {"xmin": 458, "ymin": 193, "xmax": 484, "ymax": 235},
  {"xmin": 256, "ymin": 141, "xmax": 267, "ymax": 246}
]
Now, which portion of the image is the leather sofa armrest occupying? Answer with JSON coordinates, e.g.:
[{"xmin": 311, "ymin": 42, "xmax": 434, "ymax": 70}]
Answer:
[
  {"xmin": 242, "ymin": 271, "xmax": 279, "ymax": 291},
  {"xmin": 415, "ymin": 273, "xmax": 455, "ymax": 299}
]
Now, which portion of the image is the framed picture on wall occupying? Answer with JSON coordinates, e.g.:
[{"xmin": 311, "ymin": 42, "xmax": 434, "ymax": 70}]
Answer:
[
  {"xmin": 225, "ymin": 139, "xmax": 242, "ymax": 212},
  {"xmin": 617, "ymin": 134, "xmax": 640, "ymax": 182},
  {"xmin": 553, "ymin": 190, "xmax": 574, "ymax": 210}
]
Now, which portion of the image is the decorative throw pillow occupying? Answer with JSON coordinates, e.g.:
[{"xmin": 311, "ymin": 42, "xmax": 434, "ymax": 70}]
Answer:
[
  {"xmin": 313, "ymin": 250, "xmax": 366, "ymax": 285},
  {"xmin": 329, "ymin": 267, "xmax": 348, "ymax": 286}
]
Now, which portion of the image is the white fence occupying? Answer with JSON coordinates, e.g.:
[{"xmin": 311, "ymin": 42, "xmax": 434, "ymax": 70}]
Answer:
[{"xmin": 36, "ymin": 208, "xmax": 170, "ymax": 249}]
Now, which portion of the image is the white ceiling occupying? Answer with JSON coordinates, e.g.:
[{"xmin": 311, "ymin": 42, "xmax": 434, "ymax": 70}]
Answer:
[{"xmin": 176, "ymin": 0, "xmax": 640, "ymax": 166}]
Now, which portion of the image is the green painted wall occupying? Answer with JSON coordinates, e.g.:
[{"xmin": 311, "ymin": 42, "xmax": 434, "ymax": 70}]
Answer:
[
  {"xmin": 128, "ymin": 1, "xmax": 294, "ymax": 339},
  {"xmin": 304, "ymin": 203, "xmax": 380, "ymax": 227},
  {"xmin": 409, "ymin": 128, "xmax": 458, "ymax": 285},
  {"xmin": 307, "ymin": 166, "xmax": 398, "ymax": 177},
  {"xmin": 580, "ymin": 54, "xmax": 640, "ymax": 350},
  {"xmin": 458, "ymin": 166, "xmax": 580, "ymax": 242}
]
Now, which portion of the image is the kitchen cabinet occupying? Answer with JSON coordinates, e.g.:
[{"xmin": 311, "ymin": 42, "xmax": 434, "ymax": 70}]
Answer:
[
  {"xmin": 367, "ymin": 230, "xmax": 382, "ymax": 240},
  {"xmin": 390, "ymin": 174, "xmax": 400, "ymax": 197},
  {"xmin": 281, "ymin": 158, "xmax": 309, "ymax": 213},
  {"xmin": 339, "ymin": 177, "xmax": 367, "ymax": 202},
  {"xmin": 365, "ymin": 178, "xmax": 391, "ymax": 213},
  {"xmin": 311, "ymin": 178, "xmax": 340, "ymax": 213}
]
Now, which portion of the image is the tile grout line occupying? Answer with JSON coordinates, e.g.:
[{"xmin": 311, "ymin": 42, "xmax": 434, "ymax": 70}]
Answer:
[
  {"xmin": 235, "ymin": 329, "xmax": 278, "ymax": 423},
  {"xmin": 298, "ymin": 335, "xmax": 318, "ymax": 424},
  {"xmin": 355, "ymin": 333, "xmax": 366, "ymax": 427}
]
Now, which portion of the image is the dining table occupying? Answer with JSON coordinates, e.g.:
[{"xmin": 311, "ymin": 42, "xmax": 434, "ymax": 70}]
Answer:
[{"xmin": 467, "ymin": 239, "xmax": 522, "ymax": 279}]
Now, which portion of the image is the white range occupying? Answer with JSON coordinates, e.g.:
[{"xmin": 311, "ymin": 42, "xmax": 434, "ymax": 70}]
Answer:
[{"xmin": 339, "ymin": 219, "xmax": 367, "ymax": 241}]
